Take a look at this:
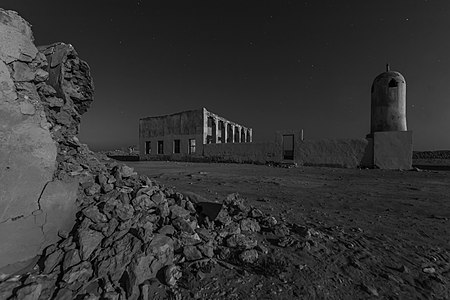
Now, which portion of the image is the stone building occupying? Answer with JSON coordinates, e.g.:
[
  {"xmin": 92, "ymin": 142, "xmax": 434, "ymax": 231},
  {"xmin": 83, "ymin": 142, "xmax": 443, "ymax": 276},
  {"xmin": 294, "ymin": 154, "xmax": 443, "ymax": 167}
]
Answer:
[{"xmin": 139, "ymin": 108, "xmax": 252, "ymax": 159}]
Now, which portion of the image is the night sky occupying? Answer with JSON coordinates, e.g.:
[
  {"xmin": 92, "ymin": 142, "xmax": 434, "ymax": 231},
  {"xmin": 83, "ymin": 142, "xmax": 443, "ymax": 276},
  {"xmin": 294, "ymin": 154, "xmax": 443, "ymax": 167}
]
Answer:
[{"xmin": 3, "ymin": 0, "xmax": 450, "ymax": 151}]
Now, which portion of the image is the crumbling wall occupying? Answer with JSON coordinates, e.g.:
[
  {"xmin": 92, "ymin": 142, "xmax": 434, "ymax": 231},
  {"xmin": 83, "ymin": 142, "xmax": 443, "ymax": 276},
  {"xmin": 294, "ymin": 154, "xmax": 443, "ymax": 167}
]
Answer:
[
  {"xmin": 0, "ymin": 9, "xmax": 93, "ymax": 272},
  {"xmin": 203, "ymin": 142, "xmax": 279, "ymax": 164}
]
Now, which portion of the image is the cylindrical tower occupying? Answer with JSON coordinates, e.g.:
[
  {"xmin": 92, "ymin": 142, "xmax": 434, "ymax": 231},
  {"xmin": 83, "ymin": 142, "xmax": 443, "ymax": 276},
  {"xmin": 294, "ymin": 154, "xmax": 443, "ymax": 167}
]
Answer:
[{"xmin": 370, "ymin": 65, "xmax": 407, "ymax": 133}]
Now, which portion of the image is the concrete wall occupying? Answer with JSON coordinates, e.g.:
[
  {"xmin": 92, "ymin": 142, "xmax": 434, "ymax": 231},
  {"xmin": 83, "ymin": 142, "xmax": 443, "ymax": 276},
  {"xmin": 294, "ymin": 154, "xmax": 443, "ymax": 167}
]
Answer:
[
  {"xmin": 293, "ymin": 139, "xmax": 371, "ymax": 168},
  {"xmin": 203, "ymin": 142, "xmax": 278, "ymax": 164},
  {"xmin": 139, "ymin": 109, "xmax": 204, "ymax": 158},
  {"xmin": 202, "ymin": 135, "xmax": 372, "ymax": 168}
]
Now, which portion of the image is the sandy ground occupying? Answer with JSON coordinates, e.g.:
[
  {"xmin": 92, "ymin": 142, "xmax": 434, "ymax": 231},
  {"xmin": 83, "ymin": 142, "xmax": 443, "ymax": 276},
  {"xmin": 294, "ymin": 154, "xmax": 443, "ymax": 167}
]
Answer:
[{"xmin": 126, "ymin": 161, "xmax": 450, "ymax": 299}]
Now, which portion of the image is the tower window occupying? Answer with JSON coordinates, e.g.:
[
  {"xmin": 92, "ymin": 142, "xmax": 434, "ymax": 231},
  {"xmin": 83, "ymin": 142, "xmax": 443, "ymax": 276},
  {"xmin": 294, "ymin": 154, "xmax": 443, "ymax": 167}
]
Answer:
[{"xmin": 388, "ymin": 79, "xmax": 398, "ymax": 87}]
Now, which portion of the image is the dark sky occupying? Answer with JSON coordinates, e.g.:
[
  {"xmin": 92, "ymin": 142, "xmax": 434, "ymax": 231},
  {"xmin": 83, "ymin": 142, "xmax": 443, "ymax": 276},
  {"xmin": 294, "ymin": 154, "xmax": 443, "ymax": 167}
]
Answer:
[{"xmin": 3, "ymin": 0, "xmax": 450, "ymax": 151}]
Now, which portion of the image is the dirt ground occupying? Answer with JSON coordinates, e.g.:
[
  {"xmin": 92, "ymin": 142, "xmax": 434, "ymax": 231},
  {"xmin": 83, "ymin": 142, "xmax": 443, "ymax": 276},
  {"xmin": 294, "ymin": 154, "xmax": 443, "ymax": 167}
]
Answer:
[{"xmin": 126, "ymin": 161, "xmax": 450, "ymax": 299}]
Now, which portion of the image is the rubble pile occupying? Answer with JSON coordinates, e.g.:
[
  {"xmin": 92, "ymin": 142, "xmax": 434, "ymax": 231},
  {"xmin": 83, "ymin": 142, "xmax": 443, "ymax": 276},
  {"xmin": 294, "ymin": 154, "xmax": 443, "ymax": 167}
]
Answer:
[{"xmin": 1, "ymin": 151, "xmax": 326, "ymax": 299}]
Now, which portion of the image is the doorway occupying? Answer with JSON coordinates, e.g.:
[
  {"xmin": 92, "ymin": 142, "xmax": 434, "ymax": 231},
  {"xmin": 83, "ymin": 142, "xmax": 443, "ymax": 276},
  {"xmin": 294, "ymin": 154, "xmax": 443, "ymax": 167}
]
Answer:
[{"xmin": 282, "ymin": 134, "xmax": 294, "ymax": 160}]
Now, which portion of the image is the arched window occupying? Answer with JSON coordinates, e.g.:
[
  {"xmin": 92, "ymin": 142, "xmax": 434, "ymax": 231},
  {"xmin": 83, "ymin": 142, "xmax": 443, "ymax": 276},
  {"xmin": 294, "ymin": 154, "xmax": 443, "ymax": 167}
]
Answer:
[{"xmin": 388, "ymin": 79, "xmax": 398, "ymax": 87}]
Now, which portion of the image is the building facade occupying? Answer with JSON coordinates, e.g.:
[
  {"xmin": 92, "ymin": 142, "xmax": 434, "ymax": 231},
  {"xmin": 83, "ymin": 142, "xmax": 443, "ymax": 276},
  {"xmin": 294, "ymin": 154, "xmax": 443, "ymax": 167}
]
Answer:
[{"xmin": 139, "ymin": 108, "xmax": 252, "ymax": 159}]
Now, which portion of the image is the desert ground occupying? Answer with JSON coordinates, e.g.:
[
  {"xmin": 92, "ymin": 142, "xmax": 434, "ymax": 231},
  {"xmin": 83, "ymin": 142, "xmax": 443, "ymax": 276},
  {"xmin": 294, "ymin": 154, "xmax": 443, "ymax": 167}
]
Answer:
[{"xmin": 125, "ymin": 161, "xmax": 450, "ymax": 299}]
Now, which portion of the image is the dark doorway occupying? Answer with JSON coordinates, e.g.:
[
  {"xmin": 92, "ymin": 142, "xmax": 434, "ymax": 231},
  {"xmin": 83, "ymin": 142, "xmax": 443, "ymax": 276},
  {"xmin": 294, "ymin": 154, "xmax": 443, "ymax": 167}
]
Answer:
[
  {"xmin": 282, "ymin": 134, "xmax": 294, "ymax": 160},
  {"xmin": 157, "ymin": 140, "xmax": 164, "ymax": 154}
]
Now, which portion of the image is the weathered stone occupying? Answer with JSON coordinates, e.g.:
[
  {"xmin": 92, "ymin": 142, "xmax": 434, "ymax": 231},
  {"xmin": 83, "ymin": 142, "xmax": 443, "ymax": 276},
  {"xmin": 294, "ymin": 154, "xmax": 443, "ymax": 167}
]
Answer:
[
  {"xmin": 15, "ymin": 282, "xmax": 42, "ymax": 300},
  {"xmin": 119, "ymin": 165, "xmax": 136, "ymax": 178},
  {"xmin": 62, "ymin": 261, "xmax": 92, "ymax": 286},
  {"xmin": 85, "ymin": 183, "xmax": 101, "ymax": 196},
  {"xmin": 219, "ymin": 221, "xmax": 241, "ymax": 237},
  {"xmin": 240, "ymin": 218, "xmax": 261, "ymax": 233},
  {"xmin": 164, "ymin": 264, "xmax": 182, "ymax": 286},
  {"xmin": 198, "ymin": 241, "xmax": 215, "ymax": 258},
  {"xmin": 158, "ymin": 225, "xmax": 175, "ymax": 236},
  {"xmin": 43, "ymin": 248, "xmax": 64, "ymax": 274},
  {"xmin": 0, "ymin": 281, "xmax": 21, "ymax": 299},
  {"xmin": 195, "ymin": 227, "xmax": 215, "ymax": 241},
  {"xmin": 183, "ymin": 245, "xmax": 203, "ymax": 261},
  {"xmin": 226, "ymin": 234, "xmax": 257, "ymax": 249},
  {"xmin": 172, "ymin": 217, "xmax": 195, "ymax": 234},
  {"xmin": 83, "ymin": 205, "xmax": 108, "ymax": 223},
  {"xmin": 115, "ymin": 203, "xmax": 134, "ymax": 221},
  {"xmin": 131, "ymin": 194, "xmax": 156, "ymax": 210},
  {"xmin": 62, "ymin": 249, "xmax": 81, "ymax": 271},
  {"xmin": 19, "ymin": 101, "xmax": 35, "ymax": 115},
  {"xmin": 273, "ymin": 224, "xmax": 290, "ymax": 237},
  {"xmin": 170, "ymin": 205, "xmax": 190, "ymax": 219},
  {"xmin": 239, "ymin": 249, "xmax": 259, "ymax": 264},
  {"xmin": 0, "ymin": 10, "xmax": 37, "ymax": 63},
  {"xmin": 177, "ymin": 232, "xmax": 202, "ymax": 246},
  {"xmin": 34, "ymin": 68, "xmax": 48, "ymax": 82},
  {"xmin": 12, "ymin": 61, "xmax": 35, "ymax": 81},
  {"xmin": 260, "ymin": 216, "xmax": 278, "ymax": 228},
  {"xmin": 45, "ymin": 96, "xmax": 64, "ymax": 108},
  {"xmin": 250, "ymin": 208, "xmax": 264, "ymax": 218},
  {"xmin": 78, "ymin": 229, "xmax": 103, "ymax": 260},
  {"xmin": 150, "ymin": 192, "xmax": 165, "ymax": 205}
]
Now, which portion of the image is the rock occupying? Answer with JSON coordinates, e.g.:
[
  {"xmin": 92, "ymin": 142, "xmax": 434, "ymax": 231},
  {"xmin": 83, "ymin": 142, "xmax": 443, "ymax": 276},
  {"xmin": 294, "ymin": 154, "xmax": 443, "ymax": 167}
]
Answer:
[
  {"xmin": 239, "ymin": 249, "xmax": 259, "ymax": 263},
  {"xmin": 423, "ymin": 267, "xmax": 436, "ymax": 274},
  {"xmin": 131, "ymin": 194, "xmax": 156, "ymax": 210},
  {"xmin": 54, "ymin": 287, "xmax": 73, "ymax": 300},
  {"xmin": 62, "ymin": 249, "xmax": 81, "ymax": 271},
  {"xmin": 151, "ymin": 192, "xmax": 166, "ymax": 205},
  {"xmin": 183, "ymin": 245, "xmax": 203, "ymax": 261},
  {"xmin": 164, "ymin": 265, "xmax": 182, "ymax": 286},
  {"xmin": 256, "ymin": 244, "xmax": 269, "ymax": 255},
  {"xmin": 15, "ymin": 282, "xmax": 42, "ymax": 300},
  {"xmin": 172, "ymin": 217, "xmax": 195, "ymax": 234},
  {"xmin": 240, "ymin": 218, "xmax": 261, "ymax": 233},
  {"xmin": 198, "ymin": 241, "xmax": 215, "ymax": 258},
  {"xmin": 62, "ymin": 261, "xmax": 92, "ymax": 288},
  {"xmin": 292, "ymin": 224, "xmax": 311, "ymax": 239},
  {"xmin": 12, "ymin": 61, "xmax": 35, "ymax": 81},
  {"xmin": 226, "ymin": 234, "xmax": 257, "ymax": 249},
  {"xmin": 273, "ymin": 224, "xmax": 290, "ymax": 236},
  {"xmin": 78, "ymin": 229, "xmax": 103, "ymax": 260},
  {"xmin": 83, "ymin": 205, "xmax": 108, "ymax": 223},
  {"xmin": 260, "ymin": 216, "xmax": 278, "ymax": 228},
  {"xmin": 195, "ymin": 228, "xmax": 215, "ymax": 241},
  {"xmin": 170, "ymin": 205, "xmax": 191, "ymax": 219},
  {"xmin": 85, "ymin": 183, "xmax": 101, "ymax": 196},
  {"xmin": 158, "ymin": 225, "xmax": 175, "ymax": 236},
  {"xmin": 19, "ymin": 101, "xmax": 36, "ymax": 115},
  {"xmin": 120, "ymin": 165, "xmax": 136, "ymax": 178},
  {"xmin": 43, "ymin": 249, "xmax": 64, "ymax": 274},
  {"xmin": 219, "ymin": 221, "xmax": 241, "ymax": 237},
  {"xmin": 249, "ymin": 208, "xmax": 264, "ymax": 218}
]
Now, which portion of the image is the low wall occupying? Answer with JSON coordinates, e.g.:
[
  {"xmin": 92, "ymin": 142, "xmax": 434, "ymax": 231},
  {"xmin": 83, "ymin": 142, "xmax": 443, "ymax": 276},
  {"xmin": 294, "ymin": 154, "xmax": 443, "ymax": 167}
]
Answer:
[
  {"xmin": 294, "ymin": 138, "xmax": 371, "ymax": 168},
  {"xmin": 202, "ymin": 138, "xmax": 371, "ymax": 168},
  {"xmin": 202, "ymin": 142, "xmax": 278, "ymax": 164}
]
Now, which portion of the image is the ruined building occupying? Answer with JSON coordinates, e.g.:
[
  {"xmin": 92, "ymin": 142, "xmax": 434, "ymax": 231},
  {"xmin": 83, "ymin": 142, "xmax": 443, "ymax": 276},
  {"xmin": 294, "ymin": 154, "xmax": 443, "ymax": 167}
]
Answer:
[{"xmin": 139, "ymin": 108, "xmax": 252, "ymax": 159}]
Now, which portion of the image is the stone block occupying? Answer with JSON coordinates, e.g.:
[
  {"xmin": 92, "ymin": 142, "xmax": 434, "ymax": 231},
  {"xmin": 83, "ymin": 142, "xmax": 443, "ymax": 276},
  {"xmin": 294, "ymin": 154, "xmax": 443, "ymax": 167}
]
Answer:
[
  {"xmin": 0, "ymin": 180, "xmax": 79, "ymax": 272},
  {"xmin": 374, "ymin": 131, "xmax": 412, "ymax": 170}
]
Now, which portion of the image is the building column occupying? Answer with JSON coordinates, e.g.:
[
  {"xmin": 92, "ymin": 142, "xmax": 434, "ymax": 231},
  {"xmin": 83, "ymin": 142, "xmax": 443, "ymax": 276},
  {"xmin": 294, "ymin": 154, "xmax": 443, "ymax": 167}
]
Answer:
[
  {"xmin": 249, "ymin": 129, "xmax": 253, "ymax": 142},
  {"xmin": 223, "ymin": 121, "xmax": 228, "ymax": 143},
  {"xmin": 213, "ymin": 117, "xmax": 219, "ymax": 143},
  {"xmin": 242, "ymin": 128, "xmax": 247, "ymax": 143},
  {"xmin": 203, "ymin": 112, "xmax": 208, "ymax": 144},
  {"xmin": 236, "ymin": 126, "xmax": 241, "ymax": 143},
  {"xmin": 231, "ymin": 125, "xmax": 235, "ymax": 143}
]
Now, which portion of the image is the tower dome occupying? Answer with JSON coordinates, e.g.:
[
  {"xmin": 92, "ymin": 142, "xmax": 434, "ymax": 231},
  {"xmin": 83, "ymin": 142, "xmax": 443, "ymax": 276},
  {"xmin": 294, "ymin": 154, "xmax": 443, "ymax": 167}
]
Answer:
[{"xmin": 370, "ymin": 64, "xmax": 407, "ymax": 133}]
